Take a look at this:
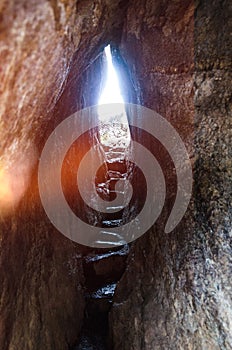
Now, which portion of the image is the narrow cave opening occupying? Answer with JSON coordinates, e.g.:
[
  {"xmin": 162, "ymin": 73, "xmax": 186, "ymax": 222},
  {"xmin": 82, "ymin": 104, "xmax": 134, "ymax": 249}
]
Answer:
[
  {"xmin": 98, "ymin": 45, "xmax": 131, "ymax": 149},
  {"xmin": 1, "ymin": 2, "xmax": 230, "ymax": 350},
  {"xmin": 72, "ymin": 44, "xmax": 136, "ymax": 350}
]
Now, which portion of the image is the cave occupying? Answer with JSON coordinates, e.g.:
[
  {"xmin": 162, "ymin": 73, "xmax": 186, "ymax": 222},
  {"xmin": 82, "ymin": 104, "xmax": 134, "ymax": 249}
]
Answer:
[{"xmin": 0, "ymin": 1, "xmax": 231, "ymax": 350}]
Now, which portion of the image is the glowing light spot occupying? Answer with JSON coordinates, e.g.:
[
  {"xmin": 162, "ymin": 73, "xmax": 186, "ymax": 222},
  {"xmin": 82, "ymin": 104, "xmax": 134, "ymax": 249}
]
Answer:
[
  {"xmin": 0, "ymin": 167, "xmax": 12, "ymax": 206},
  {"xmin": 98, "ymin": 45, "xmax": 131, "ymax": 149},
  {"xmin": 0, "ymin": 147, "xmax": 36, "ymax": 214},
  {"xmin": 98, "ymin": 45, "xmax": 125, "ymax": 106}
]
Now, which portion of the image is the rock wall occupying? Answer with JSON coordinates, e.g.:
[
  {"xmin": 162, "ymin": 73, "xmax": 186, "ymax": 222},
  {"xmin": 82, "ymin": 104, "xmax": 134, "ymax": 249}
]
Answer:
[
  {"xmin": 110, "ymin": 1, "xmax": 232, "ymax": 349},
  {"xmin": 0, "ymin": 0, "xmax": 231, "ymax": 349},
  {"xmin": 0, "ymin": 1, "xmax": 128, "ymax": 349}
]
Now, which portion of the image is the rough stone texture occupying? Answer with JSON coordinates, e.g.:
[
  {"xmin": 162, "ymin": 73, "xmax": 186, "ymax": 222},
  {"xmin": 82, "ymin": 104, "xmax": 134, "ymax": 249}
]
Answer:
[
  {"xmin": 110, "ymin": 1, "xmax": 232, "ymax": 349},
  {"xmin": 84, "ymin": 246, "xmax": 128, "ymax": 292},
  {"xmin": 0, "ymin": 1, "xmax": 128, "ymax": 349},
  {"xmin": 0, "ymin": 0, "xmax": 231, "ymax": 349}
]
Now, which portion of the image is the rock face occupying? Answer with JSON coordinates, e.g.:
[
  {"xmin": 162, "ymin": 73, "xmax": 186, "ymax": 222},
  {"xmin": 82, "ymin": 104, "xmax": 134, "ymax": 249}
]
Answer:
[
  {"xmin": 0, "ymin": 0, "xmax": 231, "ymax": 349},
  {"xmin": 0, "ymin": 1, "xmax": 128, "ymax": 349},
  {"xmin": 110, "ymin": 1, "xmax": 232, "ymax": 349}
]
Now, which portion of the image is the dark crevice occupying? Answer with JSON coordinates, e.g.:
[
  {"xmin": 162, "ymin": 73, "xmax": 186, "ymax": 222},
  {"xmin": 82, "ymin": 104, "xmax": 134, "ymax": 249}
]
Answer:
[
  {"xmin": 72, "ymin": 246, "xmax": 128, "ymax": 350},
  {"xmin": 66, "ymin": 42, "xmax": 139, "ymax": 349}
]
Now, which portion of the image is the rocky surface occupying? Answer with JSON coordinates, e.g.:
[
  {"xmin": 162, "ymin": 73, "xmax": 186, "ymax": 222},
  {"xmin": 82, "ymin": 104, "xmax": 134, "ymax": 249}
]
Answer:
[
  {"xmin": 73, "ymin": 246, "xmax": 128, "ymax": 349},
  {"xmin": 0, "ymin": 0, "xmax": 231, "ymax": 349},
  {"xmin": 0, "ymin": 1, "xmax": 128, "ymax": 349},
  {"xmin": 110, "ymin": 0, "xmax": 232, "ymax": 349}
]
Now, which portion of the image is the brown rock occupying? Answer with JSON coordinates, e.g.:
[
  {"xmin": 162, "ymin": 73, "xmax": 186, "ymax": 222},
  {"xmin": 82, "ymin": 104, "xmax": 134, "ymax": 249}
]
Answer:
[
  {"xmin": 0, "ymin": 0, "xmax": 231, "ymax": 349},
  {"xmin": 0, "ymin": 1, "xmax": 129, "ymax": 349},
  {"xmin": 110, "ymin": 0, "xmax": 232, "ymax": 349}
]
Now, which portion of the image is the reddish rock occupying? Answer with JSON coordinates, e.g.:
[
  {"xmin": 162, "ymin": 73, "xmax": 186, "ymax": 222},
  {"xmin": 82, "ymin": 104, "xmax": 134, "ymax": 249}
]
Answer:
[
  {"xmin": 0, "ymin": 1, "xmax": 129, "ymax": 349},
  {"xmin": 0, "ymin": 0, "xmax": 231, "ymax": 349},
  {"xmin": 109, "ymin": 1, "xmax": 232, "ymax": 349}
]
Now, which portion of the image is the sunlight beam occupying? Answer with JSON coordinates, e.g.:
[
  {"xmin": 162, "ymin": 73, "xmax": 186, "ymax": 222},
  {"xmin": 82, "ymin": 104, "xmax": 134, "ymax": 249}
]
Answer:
[
  {"xmin": 98, "ymin": 45, "xmax": 131, "ymax": 149},
  {"xmin": 98, "ymin": 45, "xmax": 125, "ymax": 105}
]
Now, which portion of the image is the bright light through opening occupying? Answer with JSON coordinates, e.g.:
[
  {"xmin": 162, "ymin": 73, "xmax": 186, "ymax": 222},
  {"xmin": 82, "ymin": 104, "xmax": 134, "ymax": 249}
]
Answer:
[
  {"xmin": 98, "ymin": 45, "xmax": 124, "ymax": 105},
  {"xmin": 98, "ymin": 45, "xmax": 131, "ymax": 150}
]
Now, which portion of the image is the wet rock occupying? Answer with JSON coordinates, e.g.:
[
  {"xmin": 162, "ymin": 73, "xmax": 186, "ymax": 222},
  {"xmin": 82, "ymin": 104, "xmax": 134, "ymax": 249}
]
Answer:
[
  {"xmin": 73, "ymin": 283, "xmax": 115, "ymax": 350},
  {"xmin": 75, "ymin": 335, "xmax": 107, "ymax": 350},
  {"xmin": 84, "ymin": 246, "xmax": 129, "ymax": 292}
]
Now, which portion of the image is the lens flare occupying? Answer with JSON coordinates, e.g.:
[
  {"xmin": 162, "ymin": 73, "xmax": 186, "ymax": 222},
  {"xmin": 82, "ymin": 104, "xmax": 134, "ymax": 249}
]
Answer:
[{"xmin": 0, "ymin": 148, "xmax": 36, "ymax": 214}]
